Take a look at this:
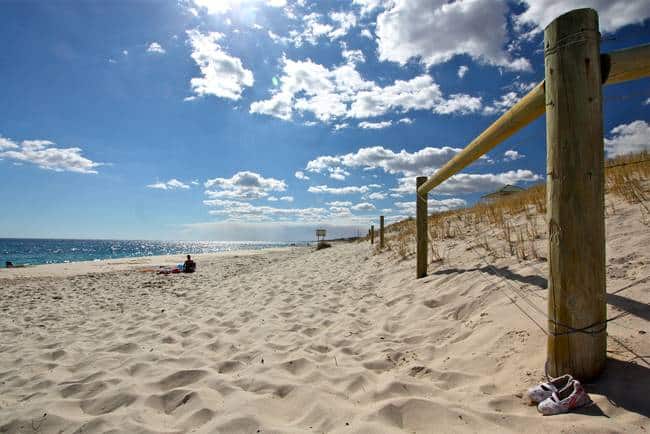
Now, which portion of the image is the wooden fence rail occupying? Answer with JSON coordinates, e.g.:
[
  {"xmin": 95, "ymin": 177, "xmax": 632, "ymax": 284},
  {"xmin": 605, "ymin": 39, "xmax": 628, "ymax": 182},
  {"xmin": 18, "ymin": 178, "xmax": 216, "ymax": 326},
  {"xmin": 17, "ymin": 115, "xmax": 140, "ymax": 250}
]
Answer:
[
  {"xmin": 417, "ymin": 42, "xmax": 650, "ymax": 197},
  {"xmin": 413, "ymin": 9, "xmax": 650, "ymax": 381}
]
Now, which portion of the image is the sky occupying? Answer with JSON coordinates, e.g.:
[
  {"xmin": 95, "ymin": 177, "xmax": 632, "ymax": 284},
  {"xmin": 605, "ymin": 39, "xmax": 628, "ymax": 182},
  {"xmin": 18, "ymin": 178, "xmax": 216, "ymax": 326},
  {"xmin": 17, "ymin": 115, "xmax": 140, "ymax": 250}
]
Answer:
[{"xmin": 1, "ymin": 0, "xmax": 649, "ymax": 241}]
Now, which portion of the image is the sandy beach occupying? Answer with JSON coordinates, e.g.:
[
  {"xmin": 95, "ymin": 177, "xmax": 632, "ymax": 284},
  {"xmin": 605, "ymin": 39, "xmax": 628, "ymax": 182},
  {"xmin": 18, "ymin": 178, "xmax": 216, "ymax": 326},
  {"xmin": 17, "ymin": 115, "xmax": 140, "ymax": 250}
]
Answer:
[{"xmin": 1, "ymin": 200, "xmax": 649, "ymax": 433}]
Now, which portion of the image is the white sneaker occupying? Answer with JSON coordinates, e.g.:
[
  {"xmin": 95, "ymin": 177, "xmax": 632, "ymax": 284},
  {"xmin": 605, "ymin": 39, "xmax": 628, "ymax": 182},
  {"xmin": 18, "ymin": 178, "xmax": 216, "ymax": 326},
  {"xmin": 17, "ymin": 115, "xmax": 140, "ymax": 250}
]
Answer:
[
  {"xmin": 526, "ymin": 374, "xmax": 573, "ymax": 404},
  {"xmin": 537, "ymin": 380, "xmax": 591, "ymax": 415}
]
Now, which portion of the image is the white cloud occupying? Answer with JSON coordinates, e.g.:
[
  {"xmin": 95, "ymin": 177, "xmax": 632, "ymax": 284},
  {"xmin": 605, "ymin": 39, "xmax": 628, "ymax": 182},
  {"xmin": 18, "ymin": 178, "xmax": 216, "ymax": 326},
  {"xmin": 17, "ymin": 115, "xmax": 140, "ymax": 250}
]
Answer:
[
  {"xmin": 457, "ymin": 65, "xmax": 469, "ymax": 78},
  {"xmin": 306, "ymin": 145, "xmax": 464, "ymax": 177},
  {"xmin": 186, "ymin": 29, "xmax": 254, "ymax": 101},
  {"xmin": 342, "ymin": 48, "xmax": 365, "ymax": 64},
  {"xmin": 394, "ymin": 197, "xmax": 467, "ymax": 215},
  {"xmin": 0, "ymin": 136, "xmax": 103, "ymax": 174},
  {"xmin": 504, "ymin": 150, "xmax": 525, "ymax": 161},
  {"xmin": 483, "ymin": 91, "xmax": 519, "ymax": 116},
  {"xmin": 398, "ymin": 117, "xmax": 414, "ymax": 124},
  {"xmin": 292, "ymin": 13, "xmax": 333, "ymax": 46},
  {"xmin": 308, "ymin": 185, "xmax": 370, "ymax": 195},
  {"xmin": 205, "ymin": 171, "xmax": 286, "ymax": 200},
  {"xmin": 349, "ymin": 74, "xmax": 482, "ymax": 118},
  {"xmin": 604, "ymin": 120, "xmax": 650, "ymax": 157},
  {"xmin": 360, "ymin": 28, "xmax": 374, "ymax": 39},
  {"xmin": 250, "ymin": 57, "xmax": 482, "ymax": 123},
  {"xmin": 327, "ymin": 201, "xmax": 353, "ymax": 207},
  {"xmin": 644, "ymin": 97, "xmax": 650, "ymax": 106},
  {"xmin": 190, "ymin": 0, "xmax": 286, "ymax": 15},
  {"xmin": 392, "ymin": 170, "xmax": 541, "ymax": 195},
  {"xmin": 289, "ymin": 11, "xmax": 356, "ymax": 46},
  {"xmin": 375, "ymin": 0, "xmax": 530, "ymax": 71},
  {"xmin": 352, "ymin": 202, "xmax": 376, "ymax": 211},
  {"xmin": 147, "ymin": 179, "xmax": 191, "ymax": 190},
  {"xmin": 431, "ymin": 93, "xmax": 483, "ymax": 115},
  {"xmin": 206, "ymin": 200, "xmax": 326, "ymax": 222},
  {"xmin": 334, "ymin": 122, "xmax": 350, "ymax": 130},
  {"xmin": 359, "ymin": 120, "xmax": 392, "ymax": 129},
  {"xmin": 367, "ymin": 192, "xmax": 386, "ymax": 200},
  {"xmin": 516, "ymin": 0, "xmax": 650, "ymax": 34},
  {"xmin": 353, "ymin": 0, "xmax": 386, "ymax": 15},
  {"xmin": 329, "ymin": 167, "xmax": 350, "ymax": 180},
  {"xmin": 268, "ymin": 30, "xmax": 291, "ymax": 44},
  {"xmin": 295, "ymin": 170, "xmax": 310, "ymax": 180},
  {"xmin": 0, "ymin": 137, "xmax": 19, "ymax": 150},
  {"xmin": 146, "ymin": 42, "xmax": 166, "ymax": 54},
  {"xmin": 329, "ymin": 11, "xmax": 357, "ymax": 40},
  {"xmin": 268, "ymin": 195, "xmax": 294, "ymax": 202}
]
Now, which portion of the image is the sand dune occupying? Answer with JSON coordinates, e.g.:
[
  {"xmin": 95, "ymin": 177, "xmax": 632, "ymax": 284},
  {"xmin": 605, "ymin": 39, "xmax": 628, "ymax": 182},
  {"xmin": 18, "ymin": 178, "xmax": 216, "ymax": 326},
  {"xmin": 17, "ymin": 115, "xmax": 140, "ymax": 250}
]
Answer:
[{"xmin": 0, "ymin": 202, "xmax": 648, "ymax": 433}]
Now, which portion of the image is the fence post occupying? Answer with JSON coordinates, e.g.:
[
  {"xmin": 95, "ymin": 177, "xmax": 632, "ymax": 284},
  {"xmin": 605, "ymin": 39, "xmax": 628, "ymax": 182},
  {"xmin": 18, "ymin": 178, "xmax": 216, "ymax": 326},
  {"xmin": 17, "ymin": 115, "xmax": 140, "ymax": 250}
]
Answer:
[
  {"xmin": 379, "ymin": 216, "xmax": 384, "ymax": 249},
  {"xmin": 416, "ymin": 176, "xmax": 428, "ymax": 278},
  {"xmin": 544, "ymin": 8, "xmax": 606, "ymax": 381},
  {"xmin": 370, "ymin": 225, "xmax": 374, "ymax": 244}
]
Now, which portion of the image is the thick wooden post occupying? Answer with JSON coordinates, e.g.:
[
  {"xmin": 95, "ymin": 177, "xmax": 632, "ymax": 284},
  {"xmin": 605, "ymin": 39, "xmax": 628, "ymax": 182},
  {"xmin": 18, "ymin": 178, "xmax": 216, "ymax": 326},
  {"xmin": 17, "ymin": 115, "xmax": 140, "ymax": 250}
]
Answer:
[
  {"xmin": 370, "ymin": 225, "xmax": 374, "ymax": 244},
  {"xmin": 416, "ymin": 176, "xmax": 428, "ymax": 278},
  {"xmin": 544, "ymin": 8, "xmax": 606, "ymax": 381},
  {"xmin": 379, "ymin": 216, "xmax": 384, "ymax": 249}
]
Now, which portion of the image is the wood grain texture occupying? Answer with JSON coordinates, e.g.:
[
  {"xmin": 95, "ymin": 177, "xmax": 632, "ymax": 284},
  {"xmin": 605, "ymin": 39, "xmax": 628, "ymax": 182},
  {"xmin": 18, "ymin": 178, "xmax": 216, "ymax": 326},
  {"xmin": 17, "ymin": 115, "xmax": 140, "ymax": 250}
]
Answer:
[
  {"xmin": 544, "ymin": 8, "xmax": 606, "ymax": 381},
  {"xmin": 603, "ymin": 43, "xmax": 650, "ymax": 85},
  {"xmin": 416, "ymin": 177, "xmax": 428, "ymax": 278}
]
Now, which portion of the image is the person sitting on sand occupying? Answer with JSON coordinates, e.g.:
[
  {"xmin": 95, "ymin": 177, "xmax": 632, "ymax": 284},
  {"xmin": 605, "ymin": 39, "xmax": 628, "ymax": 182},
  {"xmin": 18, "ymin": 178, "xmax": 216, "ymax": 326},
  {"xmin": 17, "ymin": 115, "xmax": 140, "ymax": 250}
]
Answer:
[
  {"xmin": 5, "ymin": 261, "xmax": 14, "ymax": 268},
  {"xmin": 183, "ymin": 255, "xmax": 196, "ymax": 273}
]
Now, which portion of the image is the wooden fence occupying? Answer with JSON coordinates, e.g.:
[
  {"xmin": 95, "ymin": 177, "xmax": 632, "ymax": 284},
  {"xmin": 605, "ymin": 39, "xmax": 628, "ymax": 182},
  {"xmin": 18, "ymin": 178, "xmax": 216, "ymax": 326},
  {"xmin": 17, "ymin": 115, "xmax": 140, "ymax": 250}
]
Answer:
[{"xmin": 413, "ymin": 9, "xmax": 650, "ymax": 381}]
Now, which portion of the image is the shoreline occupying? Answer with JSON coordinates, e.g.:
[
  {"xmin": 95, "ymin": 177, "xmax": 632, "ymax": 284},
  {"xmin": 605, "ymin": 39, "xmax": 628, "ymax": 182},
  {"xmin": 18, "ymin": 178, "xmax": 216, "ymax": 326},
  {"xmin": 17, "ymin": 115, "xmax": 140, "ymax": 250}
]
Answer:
[{"xmin": 0, "ymin": 244, "xmax": 310, "ymax": 279}]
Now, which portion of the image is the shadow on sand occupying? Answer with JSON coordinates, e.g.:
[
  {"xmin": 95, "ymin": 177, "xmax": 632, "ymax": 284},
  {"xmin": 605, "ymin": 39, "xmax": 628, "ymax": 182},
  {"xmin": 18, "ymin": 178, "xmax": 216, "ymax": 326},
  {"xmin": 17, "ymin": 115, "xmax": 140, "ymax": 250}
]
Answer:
[
  {"xmin": 606, "ymin": 293, "xmax": 650, "ymax": 322},
  {"xmin": 431, "ymin": 265, "xmax": 548, "ymax": 290},
  {"xmin": 584, "ymin": 358, "xmax": 650, "ymax": 419}
]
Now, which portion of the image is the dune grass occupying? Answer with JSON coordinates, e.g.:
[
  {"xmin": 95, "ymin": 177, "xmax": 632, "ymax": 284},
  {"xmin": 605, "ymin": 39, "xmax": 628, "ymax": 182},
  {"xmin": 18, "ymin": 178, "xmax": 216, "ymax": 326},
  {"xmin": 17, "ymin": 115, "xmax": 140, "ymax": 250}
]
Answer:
[{"xmin": 378, "ymin": 152, "xmax": 650, "ymax": 262}]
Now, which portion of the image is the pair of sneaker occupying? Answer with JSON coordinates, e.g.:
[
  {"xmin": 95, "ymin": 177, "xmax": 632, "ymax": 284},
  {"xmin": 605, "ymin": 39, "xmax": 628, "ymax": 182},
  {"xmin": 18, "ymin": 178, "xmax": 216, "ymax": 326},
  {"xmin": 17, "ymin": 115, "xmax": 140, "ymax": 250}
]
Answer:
[{"xmin": 527, "ymin": 374, "xmax": 591, "ymax": 415}]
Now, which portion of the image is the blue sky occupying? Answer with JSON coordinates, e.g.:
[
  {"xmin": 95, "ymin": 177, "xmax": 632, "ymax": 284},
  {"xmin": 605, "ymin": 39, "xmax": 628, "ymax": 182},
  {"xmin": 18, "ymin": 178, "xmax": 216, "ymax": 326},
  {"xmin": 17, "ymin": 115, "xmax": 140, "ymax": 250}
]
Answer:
[{"xmin": 1, "ymin": 0, "xmax": 649, "ymax": 241}]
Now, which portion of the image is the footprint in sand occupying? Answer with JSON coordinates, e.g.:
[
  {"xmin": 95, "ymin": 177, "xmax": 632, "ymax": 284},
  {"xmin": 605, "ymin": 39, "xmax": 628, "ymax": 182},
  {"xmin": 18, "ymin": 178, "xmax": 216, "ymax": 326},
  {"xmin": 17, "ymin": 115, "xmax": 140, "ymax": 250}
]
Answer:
[
  {"xmin": 145, "ymin": 388, "xmax": 197, "ymax": 414},
  {"xmin": 155, "ymin": 370, "xmax": 208, "ymax": 390},
  {"xmin": 80, "ymin": 392, "xmax": 137, "ymax": 415}
]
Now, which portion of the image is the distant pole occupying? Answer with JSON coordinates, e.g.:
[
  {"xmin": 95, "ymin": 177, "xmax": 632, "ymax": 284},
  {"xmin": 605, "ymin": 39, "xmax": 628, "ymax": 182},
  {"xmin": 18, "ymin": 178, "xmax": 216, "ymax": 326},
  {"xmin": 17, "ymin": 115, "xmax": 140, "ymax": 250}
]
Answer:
[
  {"xmin": 416, "ymin": 176, "xmax": 428, "ymax": 278},
  {"xmin": 544, "ymin": 8, "xmax": 606, "ymax": 381},
  {"xmin": 379, "ymin": 216, "xmax": 385, "ymax": 249},
  {"xmin": 370, "ymin": 225, "xmax": 375, "ymax": 244}
]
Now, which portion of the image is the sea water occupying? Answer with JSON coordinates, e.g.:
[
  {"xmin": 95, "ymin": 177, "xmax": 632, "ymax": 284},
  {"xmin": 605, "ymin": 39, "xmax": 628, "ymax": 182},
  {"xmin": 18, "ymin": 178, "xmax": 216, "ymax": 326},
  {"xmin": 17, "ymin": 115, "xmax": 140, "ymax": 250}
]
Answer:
[{"xmin": 0, "ymin": 238, "xmax": 307, "ymax": 266}]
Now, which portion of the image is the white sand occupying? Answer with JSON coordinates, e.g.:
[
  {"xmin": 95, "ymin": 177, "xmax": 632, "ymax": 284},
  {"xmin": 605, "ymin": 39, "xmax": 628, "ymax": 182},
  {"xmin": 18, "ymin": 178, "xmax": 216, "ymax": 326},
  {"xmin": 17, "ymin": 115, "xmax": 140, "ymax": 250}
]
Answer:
[{"xmin": 0, "ymin": 202, "xmax": 648, "ymax": 433}]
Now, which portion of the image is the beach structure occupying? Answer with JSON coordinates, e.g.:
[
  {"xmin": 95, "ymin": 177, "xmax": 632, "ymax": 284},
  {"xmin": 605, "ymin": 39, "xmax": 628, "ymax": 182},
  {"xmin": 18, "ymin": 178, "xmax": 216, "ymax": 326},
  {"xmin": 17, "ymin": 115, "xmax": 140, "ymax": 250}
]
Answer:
[
  {"xmin": 315, "ymin": 229, "xmax": 326, "ymax": 243},
  {"xmin": 412, "ymin": 8, "xmax": 650, "ymax": 380},
  {"xmin": 480, "ymin": 184, "xmax": 525, "ymax": 202}
]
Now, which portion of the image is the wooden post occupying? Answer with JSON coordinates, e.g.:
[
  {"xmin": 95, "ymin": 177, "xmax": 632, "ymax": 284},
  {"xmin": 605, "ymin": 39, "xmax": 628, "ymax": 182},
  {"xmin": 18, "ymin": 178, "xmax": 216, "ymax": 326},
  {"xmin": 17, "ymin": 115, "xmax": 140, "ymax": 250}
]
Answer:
[
  {"xmin": 370, "ymin": 225, "xmax": 375, "ymax": 244},
  {"xmin": 416, "ymin": 176, "xmax": 428, "ymax": 278},
  {"xmin": 379, "ymin": 216, "xmax": 384, "ymax": 249},
  {"xmin": 544, "ymin": 8, "xmax": 606, "ymax": 381}
]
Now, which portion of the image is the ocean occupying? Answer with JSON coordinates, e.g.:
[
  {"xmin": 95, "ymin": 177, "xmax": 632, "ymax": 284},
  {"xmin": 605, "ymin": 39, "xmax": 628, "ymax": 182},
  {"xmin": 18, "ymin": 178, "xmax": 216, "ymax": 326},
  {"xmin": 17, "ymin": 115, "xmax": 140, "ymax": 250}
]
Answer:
[{"xmin": 0, "ymin": 238, "xmax": 307, "ymax": 267}]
